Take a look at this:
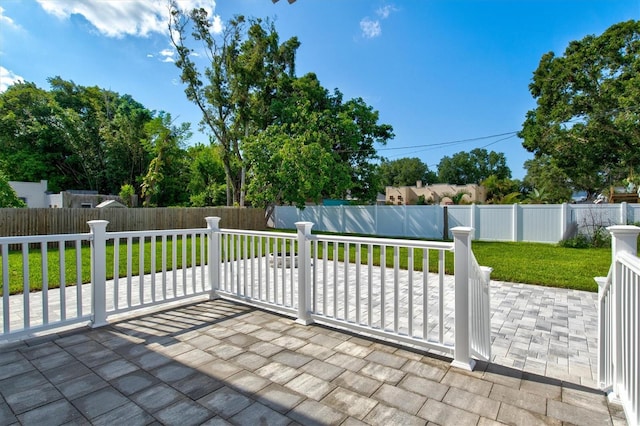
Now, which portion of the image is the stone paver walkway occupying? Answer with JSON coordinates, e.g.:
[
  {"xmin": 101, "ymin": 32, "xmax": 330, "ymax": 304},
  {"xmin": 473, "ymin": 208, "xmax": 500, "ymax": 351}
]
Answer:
[
  {"xmin": 1, "ymin": 269, "xmax": 601, "ymax": 389},
  {"xmin": 0, "ymin": 299, "xmax": 626, "ymax": 425}
]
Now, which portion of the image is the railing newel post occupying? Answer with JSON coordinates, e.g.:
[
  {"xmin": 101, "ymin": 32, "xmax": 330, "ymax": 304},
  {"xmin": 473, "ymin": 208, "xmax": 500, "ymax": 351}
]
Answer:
[
  {"xmin": 88, "ymin": 220, "xmax": 109, "ymax": 328},
  {"xmin": 206, "ymin": 217, "xmax": 222, "ymax": 300},
  {"xmin": 450, "ymin": 226, "xmax": 475, "ymax": 371},
  {"xmin": 604, "ymin": 225, "xmax": 640, "ymax": 403},
  {"xmin": 295, "ymin": 221, "xmax": 314, "ymax": 325}
]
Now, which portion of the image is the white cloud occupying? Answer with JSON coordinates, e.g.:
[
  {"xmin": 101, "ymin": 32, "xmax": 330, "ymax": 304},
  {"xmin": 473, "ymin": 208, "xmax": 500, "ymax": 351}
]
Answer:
[
  {"xmin": 360, "ymin": 4, "xmax": 396, "ymax": 39},
  {"xmin": 0, "ymin": 66, "xmax": 24, "ymax": 92},
  {"xmin": 160, "ymin": 48, "xmax": 175, "ymax": 63},
  {"xmin": 0, "ymin": 6, "xmax": 23, "ymax": 31},
  {"xmin": 211, "ymin": 15, "xmax": 223, "ymax": 34},
  {"xmin": 360, "ymin": 18, "xmax": 381, "ymax": 39},
  {"xmin": 376, "ymin": 5, "xmax": 396, "ymax": 19},
  {"xmin": 36, "ymin": 0, "xmax": 222, "ymax": 38}
]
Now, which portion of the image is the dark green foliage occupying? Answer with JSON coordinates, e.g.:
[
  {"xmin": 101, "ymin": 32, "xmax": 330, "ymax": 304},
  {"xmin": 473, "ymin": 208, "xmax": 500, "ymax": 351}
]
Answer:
[
  {"xmin": 520, "ymin": 20, "xmax": 640, "ymax": 197},
  {"xmin": 437, "ymin": 148, "xmax": 511, "ymax": 185},
  {"xmin": 379, "ymin": 157, "xmax": 437, "ymax": 188}
]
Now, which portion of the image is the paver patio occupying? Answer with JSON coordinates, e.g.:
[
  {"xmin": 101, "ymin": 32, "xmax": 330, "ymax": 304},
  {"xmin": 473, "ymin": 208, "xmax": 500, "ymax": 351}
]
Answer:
[{"xmin": 0, "ymin": 290, "xmax": 627, "ymax": 425}]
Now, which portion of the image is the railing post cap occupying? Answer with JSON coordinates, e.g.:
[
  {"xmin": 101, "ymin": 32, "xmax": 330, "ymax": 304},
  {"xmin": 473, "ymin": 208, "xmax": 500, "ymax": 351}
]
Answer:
[
  {"xmin": 450, "ymin": 226, "xmax": 474, "ymax": 235},
  {"xmin": 295, "ymin": 221, "xmax": 314, "ymax": 231},
  {"xmin": 606, "ymin": 224, "xmax": 640, "ymax": 236},
  {"xmin": 205, "ymin": 216, "xmax": 221, "ymax": 229},
  {"xmin": 87, "ymin": 220, "xmax": 109, "ymax": 230}
]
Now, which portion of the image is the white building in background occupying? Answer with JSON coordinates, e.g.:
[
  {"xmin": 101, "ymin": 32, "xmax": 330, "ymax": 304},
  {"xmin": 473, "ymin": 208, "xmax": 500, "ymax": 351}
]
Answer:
[
  {"xmin": 385, "ymin": 181, "xmax": 487, "ymax": 205},
  {"xmin": 8, "ymin": 180, "xmax": 125, "ymax": 208},
  {"xmin": 8, "ymin": 180, "xmax": 48, "ymax": 208}
]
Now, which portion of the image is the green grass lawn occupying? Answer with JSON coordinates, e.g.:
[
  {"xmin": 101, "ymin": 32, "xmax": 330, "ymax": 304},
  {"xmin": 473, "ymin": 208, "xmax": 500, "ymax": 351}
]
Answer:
[
  {"xmin": 0, "ymin": 234, "xmax": 616, "ymax": 296},
  {"xmin": 471, "ymin": 241, "xmax": 610, "ymax": 292}
]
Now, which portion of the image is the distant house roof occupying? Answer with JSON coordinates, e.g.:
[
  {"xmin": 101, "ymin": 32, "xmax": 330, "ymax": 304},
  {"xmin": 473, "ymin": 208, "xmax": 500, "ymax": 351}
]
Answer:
[{"xmin": 96, "ymin": 200, "xmax": 127, "ymax": 208}]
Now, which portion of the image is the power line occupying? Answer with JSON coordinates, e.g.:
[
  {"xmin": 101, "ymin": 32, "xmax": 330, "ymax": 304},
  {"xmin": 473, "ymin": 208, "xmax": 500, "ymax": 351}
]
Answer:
[{"xmin": 376, "ymin": 131, "xmax": 519, "ymax": 152}]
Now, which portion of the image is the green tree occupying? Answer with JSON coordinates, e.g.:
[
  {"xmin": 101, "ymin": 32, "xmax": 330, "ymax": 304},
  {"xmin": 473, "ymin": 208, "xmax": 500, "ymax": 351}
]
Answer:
[
  {"xmin": 243, "ymin": 74, "xmax": 393, "ymax": 220},
  {"xmin": 437, "ymin": 148, "xmax": 511, "ymax": 184},
  {"xmin": 519, "ymin": 20, "xmax": 640, "ymax": 197},
  {"xmin": 141, "ymin": 113, "xmax": 191, "ymax": 207},
  {"xmin": 522, "ymin": 154, "xmax": 573, "ymax": 203},
  {"xmin": 101, "ymin": 94, "xmax": 153, "ymax": 196},
  {"xmin": 482, "ymin": 175, "xmax": 522, "ymax": 204},
  {"xmin": 379, "ymin": 157, "xmax": 437, "ymax": 187},
  {"xmin": 119, "ymin": 184, "xmax": 135, "ymax": 207},
  {"xmin": 187, "ymin": 144, "xmax": 227, "ymax": 206},
  {"xmin": 0, "ymin": 82, "xmax": 75, "ymax": 192},
  {"xmin": 0, "ymin": 78, "xmax": 156, "ymax": 196},
  {"xmin": 169, "ymin": 7, "xmax": 300, "ymax": 206},
  {"xmin": 0, "ymin": 172, "xmax": 26, "ymax": 208}
]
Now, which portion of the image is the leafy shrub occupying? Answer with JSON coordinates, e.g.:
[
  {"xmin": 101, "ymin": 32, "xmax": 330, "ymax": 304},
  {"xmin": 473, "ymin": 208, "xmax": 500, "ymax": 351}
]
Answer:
[
  {"xmin": 558, "ymin": 227, "xmax": 611, "ymax": 249},
  {"xmin": 558, "ymin": 234, "xmax": 590, "ymax": 248}
]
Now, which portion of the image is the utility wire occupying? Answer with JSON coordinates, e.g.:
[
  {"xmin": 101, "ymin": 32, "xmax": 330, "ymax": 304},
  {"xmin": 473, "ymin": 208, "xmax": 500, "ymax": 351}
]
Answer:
[{"xmin": 376, "ymin": 131, "xmax": 518, "ymax": 152}]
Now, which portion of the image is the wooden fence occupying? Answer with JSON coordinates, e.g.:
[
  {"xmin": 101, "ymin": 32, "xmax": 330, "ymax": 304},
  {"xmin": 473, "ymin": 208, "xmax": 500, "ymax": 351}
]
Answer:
[{"xmin": 0, "ymin": 207, "xmax": 266, "ymax": 236}]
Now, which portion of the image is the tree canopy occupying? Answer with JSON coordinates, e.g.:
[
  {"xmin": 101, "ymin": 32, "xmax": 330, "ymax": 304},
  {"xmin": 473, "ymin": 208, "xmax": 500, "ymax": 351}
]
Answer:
[
  {"xmin": 243, "ymin": 73, "xmax": 393, "ymax": 219},
  {"xmin": 519, "ymin": 20, "xmax": 640, "ymax": 197},
  {"xmin": 437, "ymin": 148, "xmax": 511, "ymax": 185},
  {"xmin": 522, "ymin": 154, "xmax": 573, "ymax": 203},
  {"xmin": 0, "ymin": 173, "xmax": 26, "ymax": 208},
  {"xmin": 169, "ymin": 6, "xmax": 393, "ymax": 213},
  {"xmin": 379, "ymin": 157, "xmax": 437, "ymax": 187},
  {"xmin": 169, "ymin": 8, "xmax": 300, "ymax": 206},
  {"xmin": 0, "ymin": 78, "xmax": 200, "ymax": 206}
]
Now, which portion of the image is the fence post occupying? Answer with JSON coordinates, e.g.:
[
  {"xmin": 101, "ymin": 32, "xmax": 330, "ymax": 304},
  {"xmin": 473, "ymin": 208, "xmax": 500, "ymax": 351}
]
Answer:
[
  {"xmin": 512, "ymin": 203, "xmax": 519, "ymax": 242},
  {"xmin": 470, "ymin": 204, "xmax": 477, "ymax": 240},
  {"xmin": 442, "ymin": 206, "xmax": 449, "ymax": 240},
  {"xmin": 451, "ymin": 226, "xmax": 475, "ymax": 371},
  {"xmin": 560, "ymin": 202, "xmax": 568, "ymax": 240},
  {"xmin": 205, "ymin": 217, "xmax": 221, "ymax": 300},
  {"xmin": 295, "ymin": 221, "xmax": 314, "ymax": 325},
  {"xmin": 619, "ymin": 202, "xmax": 628, "ymax": 225},
  {"xmin": 88, "ymin": 220, "xmax": 109, "ymax": 328}
]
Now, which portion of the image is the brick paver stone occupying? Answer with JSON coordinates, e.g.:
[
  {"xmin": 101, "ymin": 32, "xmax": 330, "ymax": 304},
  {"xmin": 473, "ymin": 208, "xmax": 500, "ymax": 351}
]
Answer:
[{"xmin": 230, "ymin": 402, "xmax": 291, "ymax": 426}]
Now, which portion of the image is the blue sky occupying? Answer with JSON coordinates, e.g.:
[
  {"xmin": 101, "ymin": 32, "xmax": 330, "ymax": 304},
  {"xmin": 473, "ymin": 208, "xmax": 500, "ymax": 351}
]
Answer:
[{"xmin": 1, "ymin": 0, "xmax": 638, "ymax": 179}]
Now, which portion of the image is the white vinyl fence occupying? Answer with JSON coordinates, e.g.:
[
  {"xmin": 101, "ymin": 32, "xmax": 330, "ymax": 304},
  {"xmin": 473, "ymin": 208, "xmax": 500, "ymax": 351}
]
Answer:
[{"xmin": 273, "ymin": 202, "xmax": 640, "ymax": 243}]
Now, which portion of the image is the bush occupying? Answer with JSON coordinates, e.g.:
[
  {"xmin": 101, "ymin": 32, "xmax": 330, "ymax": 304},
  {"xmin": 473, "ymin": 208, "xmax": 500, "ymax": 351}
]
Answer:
[
  {"xmin": 558, "ymin": 234, "xmax": 590, "ymax": 249},
  {"xmin": 558, "ymin": 228, "xmax": 611, "ymax": 249}
]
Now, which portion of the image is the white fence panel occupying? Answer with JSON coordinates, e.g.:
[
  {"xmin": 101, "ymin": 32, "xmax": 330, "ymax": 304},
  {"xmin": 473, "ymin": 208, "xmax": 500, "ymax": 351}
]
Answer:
[
  {"xmin": 376, "ymin": 206, "xmax": 407, "ymax": 236},
  {"xmin": 571, "ymin": 204, "xmax": 624, "ymax": 236},
  {"xmin": 476, "ymin": 205, "xmax": 513, "ymax": 241},
  {"xmin": 405, "ymin": 206, "xmax": 443, "ymax": 239},
  {"xmin": 521, "ymin": 204, "xmax": 563, "ymax": 243},
  {"xmin": 273, "ymin": 206, "xmax": 299, "ymax": 229},
  {"xmin": 344, "ymin": 205, "xmax": 377, "ymax": 235},
  {"xmin": 629, "ymin": 204, "xmax": 640, "ymax": 224},
  {"xmin": 447, "ymin": 206, "xmax": 471, "ymax": 231}
]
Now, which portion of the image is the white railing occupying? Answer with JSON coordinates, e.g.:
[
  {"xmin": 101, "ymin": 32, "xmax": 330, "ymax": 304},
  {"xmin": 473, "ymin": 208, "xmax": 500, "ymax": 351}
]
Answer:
[
  {"xmin": 597, "ymin": 225, "xmax": 640, "ymax": 426},
  {"xmin": 0, "ymin": 221, "xmax": 214, "ymax": 339},
  {"xmin": 1, "ymin": 217, "xmax": 491, "ymax": 371},
  {"xmin": 212, "ymin": 220, "xmax": 491, "ymax": 371},
  {"xmin": 1, "ymin": 232, "xmax": 93, "ymax": 339}
]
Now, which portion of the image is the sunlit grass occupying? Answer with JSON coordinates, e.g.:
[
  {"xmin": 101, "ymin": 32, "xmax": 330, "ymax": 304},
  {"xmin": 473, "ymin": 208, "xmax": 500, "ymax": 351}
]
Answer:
[{"xmin": 471, "ymin": 241, "xmax": 610, "ymax": 292}]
